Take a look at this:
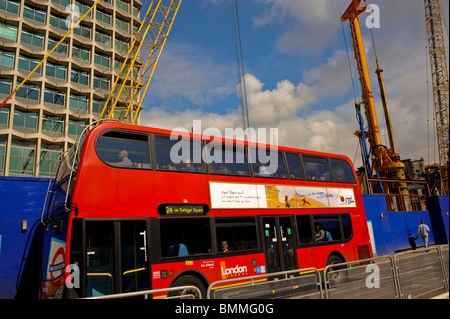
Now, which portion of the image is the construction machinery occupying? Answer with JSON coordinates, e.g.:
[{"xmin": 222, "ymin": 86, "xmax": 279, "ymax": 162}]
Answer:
[
  {"xmin": 424, "ymin": 0, "xmax": 449, "ymax": 196},
  {"xmin": 341, "ymin": 0, "xmax": 408, "ymax": 194}
]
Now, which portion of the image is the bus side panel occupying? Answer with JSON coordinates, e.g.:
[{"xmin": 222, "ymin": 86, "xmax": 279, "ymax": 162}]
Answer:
[
  {"xmin": 150, "ymin": 253, "xmax": 266, "ymax": 296},
  {"xmin": 73, "ymin": 160, "xmax": 118, "ymax": 218}
]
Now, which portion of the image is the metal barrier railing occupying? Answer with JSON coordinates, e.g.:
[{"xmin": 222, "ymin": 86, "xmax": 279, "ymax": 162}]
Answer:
[
  {"xmin": 207, "ymin": 268, "xmax": 322, "ymax": 299},
  {"xmin": 440, "ymin": 245, "xmax": 449, "ymax": 291},
  {"xmin": 82, "ymin": 285, "xmax": 201, "ymax": 299},
  {"xmin": 394, "ymin": 247, "xmax": 448, "ymax": 299},
  {"xmin": 206, "ymin": 244, "xmax": 449, "ymax": 300},
  {"xmin": 323, "ymin": 255, "xmax": 398, "ymax": 299},
  {"xmin": 82, "ymin": 245, "xmax": 449, "ymax": 300}
]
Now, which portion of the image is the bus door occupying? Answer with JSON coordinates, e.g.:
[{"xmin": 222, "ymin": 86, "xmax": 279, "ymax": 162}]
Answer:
[
  {"xmin": 74, "ymin": 219, "xmax": 150, "ymax": 297},
  {"xmin": 261, "ymin": 217, "xmax": 297, "ymax": 274}
]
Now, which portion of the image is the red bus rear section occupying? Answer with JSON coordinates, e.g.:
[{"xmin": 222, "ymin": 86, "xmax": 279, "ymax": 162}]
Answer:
[{"xmin": 40, "ymin": 122, "xmax": 372, "ymax": 298}]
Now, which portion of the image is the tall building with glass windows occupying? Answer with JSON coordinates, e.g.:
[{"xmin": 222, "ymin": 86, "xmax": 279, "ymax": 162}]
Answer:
[{"xmin": 0, "ymin": 0, "xmax": 142, "ymax": 177}]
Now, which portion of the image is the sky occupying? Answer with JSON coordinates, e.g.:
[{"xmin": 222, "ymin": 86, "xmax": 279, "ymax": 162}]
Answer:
[{"xmin": 138, "ymin": 0, "xmax": 450, "ymax": 170}]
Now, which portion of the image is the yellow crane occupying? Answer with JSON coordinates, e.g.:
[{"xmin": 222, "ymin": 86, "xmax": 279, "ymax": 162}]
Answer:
[
  {"xmin": 100, "ymin": 0, "xmax": 182, "ymax": 124},
  {"xmin": 0, "ymin": 0, "xmax": 182, "ymax": 126},
  {"xmin": 341, "ymin": 0, "xmax": 407, "ymax": 193},
  {"xmin": 424, "ymin": 0, "xmax": 449, "ymax": 196}
]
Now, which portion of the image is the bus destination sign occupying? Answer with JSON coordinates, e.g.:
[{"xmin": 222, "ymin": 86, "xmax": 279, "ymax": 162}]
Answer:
[{"xmin": 158, "ymin": 203, "xmax": 209, "ymax": 216}]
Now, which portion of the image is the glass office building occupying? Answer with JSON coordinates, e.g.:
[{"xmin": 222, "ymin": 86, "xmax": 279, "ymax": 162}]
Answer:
[{"xmin": 0, "ymin": 0, "xmax": 142, "ymax": 177}]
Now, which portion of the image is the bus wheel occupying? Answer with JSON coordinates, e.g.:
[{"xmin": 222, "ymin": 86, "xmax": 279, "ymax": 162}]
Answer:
[
  {"xmin": 170, "ymin": 275, "xmax": 206, "ymax": 299},
  {"xmin": 326, "ymin": 255, "xmax": 347, "ymax": 286}
]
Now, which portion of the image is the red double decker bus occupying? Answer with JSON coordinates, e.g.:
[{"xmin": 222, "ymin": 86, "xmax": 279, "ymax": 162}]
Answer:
[{"xmin": 40, "ymin": 121, "xmax": 372, "ymax": 299}]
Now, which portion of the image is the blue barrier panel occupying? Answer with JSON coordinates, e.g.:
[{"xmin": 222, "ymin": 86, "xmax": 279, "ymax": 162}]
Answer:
[
  {"xmin": 428, "ymin": 196, "xmax": 449, "ymax": 244},
  {"xmin": 363, "ymin": 194, "xmax": 436, "ymax": 256},
  {"xmin": 0, "ymin": 176, "xmax": 52, "ymax": 299}
]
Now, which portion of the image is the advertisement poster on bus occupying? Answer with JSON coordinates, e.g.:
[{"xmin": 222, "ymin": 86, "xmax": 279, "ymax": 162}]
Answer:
[{"xmin": 209, "ymin": 182, "xmax": 356, "ymax": 209}]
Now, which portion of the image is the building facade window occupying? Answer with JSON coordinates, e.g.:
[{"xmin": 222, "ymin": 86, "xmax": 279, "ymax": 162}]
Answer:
[
  {"xmin": 94, "ymin": 52, "xmax": 110, "ymax": 68},
  {"xmin": 0, "ymin": 78, "xmax": 12, "ymax": 95},
  {"xmin": 50, "ymin": 13, "xmax": 68, "ymax": 31},
  {"xmin": 46, "ymin": 62, "xmax": 67, "ymax": 80},
  {"xmin": 9, "ymin": 139, "xmax": 35, "ymax": 175},
  {"xmin": 116, "ymin": 0, "xmax": 129, "ymax": 13},
  {"xmin": 68, "ymin": 119, "xmax": 86, "ymax": 136},
  {"xmin": 92, "ymin": 98, "xmax": 105, "ymax": 113},
  {"xmin": 71, "ymin": 68, "xmax": 89, "ymax": 85},
  {"xmin": 18, "ymin": 54, "xmax": 42, "ymax": 74},
  {"xmin": 44, "ymin": 87, "xmax": 65, "ymax": 105},
  {"xmin": 96, "ymin": 9, "xmax": 111, "ymax": 25},
  {"xmin": 39, "ymin": 144, "xmax": 63, "ymax": 177},
  {"xmin": 93, "ymin": 74, "xmax": 109, "ymax": 90},
  {"xmin": 75, "ymin": 1, "xmax": 92, "ymax": 17},
  {"xmin": 23, "ymin": 4, "xmax": 46, "ymax": 24},
  {"xmin": 72, "ymin": 45, "xmax": 90, "ymax": 62},
  {"xmin": 95, "ymin": 30, "xmax": 111, "ymax": 46},
  {"xmin": 133, "ymin": 5, "xmax": 140, "ymax": 18},
  {"xmin": 115, "ymin": 18, "xmax": 129, "ymax": 33},
  {"xmin": 21, "ymin": 29, "xmax": 44, "ymax": 49},
  {"xmin": 0, "ymin": 137, "xmax": 6, "ymax": 175},
  {"xmin": 70, "ymin": 93, "xmax": 88, "ymax": 110},
  {"xmin": 42, "ymin": 114, "xmax": 64, "ymax": 133},
  {"xmin": 73, "ymin": 23, "xmax": 91, "ymax": 39},
  {"xmin": 51, "ymin": 0, "xmax": 70, "ymax": 7},
  {"xmin": 115, "ymin": 37, "xmax": 129, "ymax": 52},
  {"xmin": 16, "ymin": 83, "xmax": 40, "ymax": 101},
  {"xmin": 0, "ymin": 49, "xmax": 14, "ymax": 68},
  {"xmin": 0, "ymin": 107, "xmax": 9, "ymax": 126},
  {"xmin": 0, "ymin": 0, "xmax": 20, "ymax": 15},
  {"xmin": 48, "ymin": 37, "xmax": 68, "ymax": 55},
  {"xmin": 0, "ymin": 21, "xmax": 17, "ymax": 41},
  {"xmin": 13, "ymin": 109, "xmax": 38, "ymax": 130}
]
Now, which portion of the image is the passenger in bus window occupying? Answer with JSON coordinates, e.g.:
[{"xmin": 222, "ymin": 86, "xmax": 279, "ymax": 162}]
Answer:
[
  {"xmin": 183, "ymin": 158, "xmax": 196, "ymax": 172},
  {"xmin": 254, "ymin": 164, "xmax": 271, "ymax": 177},
  {"xmin": 314, "ymin": 224, "xmax": 325, "ymax": 242},
  {"xmin": 108, "ymin": 150, "xmax": 133, "ymax": 167},
  {"xmin": 221, "ymin": 241, "xmax": 229, "ymax": 252}
]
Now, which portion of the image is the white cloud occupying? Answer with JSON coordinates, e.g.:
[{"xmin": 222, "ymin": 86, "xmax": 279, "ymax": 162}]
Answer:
[
  {"xmin": 147, "ymin": 41, "xmax": 236, "ymax": 107},
  {"xmin": 252, "ymin": 0, "xmax": 344, "ymax": 54}
]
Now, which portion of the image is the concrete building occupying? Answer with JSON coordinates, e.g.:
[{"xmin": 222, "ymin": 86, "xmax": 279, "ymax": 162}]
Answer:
[{"xmin": 0, "ymin": 0, "xmax": 142, "ymax": 177}]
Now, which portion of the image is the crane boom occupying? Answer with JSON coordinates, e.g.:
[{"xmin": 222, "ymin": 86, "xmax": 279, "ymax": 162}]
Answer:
[
  {"xmin": 341, "ymin": 0, "xmax": 407, "ymax": 192},
  {"xmin": 424, "ymin": 0, "xmax": 449, "ymax": 195},
  {"xmin": 100, "ymin": 0, "xmax": 182, "ymax": 124}
]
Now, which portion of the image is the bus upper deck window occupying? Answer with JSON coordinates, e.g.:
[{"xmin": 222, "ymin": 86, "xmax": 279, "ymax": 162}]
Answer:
[
  {"xmin": 248, "ymin": 148, "xmax": 286, "ymax": 179},
  {"xmin": 96, "ymin": 131, "xmax": 151, "ymax": 169},
  {"xmin": 207, "ymin": 143, "xmax": 250, "ymax": 176},
  {"xmin": 285, "ymin": 152, "xmax": 304, "ymax": 180},
  {"xmin": 303, "ymin": 155, "xmax": 332, "ymax": 182},
  {"xmin": 154, "ymin": 135, "xmax": 205, "ymax": 173},
  {"xmin": 330, "ymin": 158, "xmax": 356, "ymax": 183}
]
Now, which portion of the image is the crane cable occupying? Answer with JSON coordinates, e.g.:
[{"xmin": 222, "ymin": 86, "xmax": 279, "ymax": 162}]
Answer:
[
  {"xmin": 341, "ymin": 22, "xmax": 359, "ymax": 103},
  {"xmin": 367, "ymin": 14, "xmax": 389, "ymax": 149},
  {"xmin": 230, "ymin": 0, "xmax": 250, "ymax": 132}
]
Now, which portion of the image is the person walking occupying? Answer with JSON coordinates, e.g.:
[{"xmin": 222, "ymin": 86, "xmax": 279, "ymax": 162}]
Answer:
[{"xmin": 417, "ymin": 221, "xmax": 430, "ymax": 249}]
